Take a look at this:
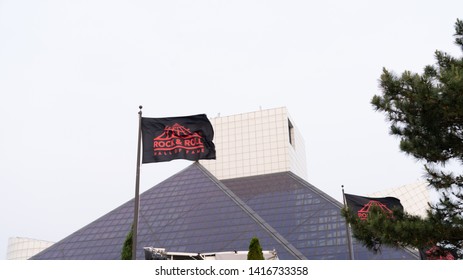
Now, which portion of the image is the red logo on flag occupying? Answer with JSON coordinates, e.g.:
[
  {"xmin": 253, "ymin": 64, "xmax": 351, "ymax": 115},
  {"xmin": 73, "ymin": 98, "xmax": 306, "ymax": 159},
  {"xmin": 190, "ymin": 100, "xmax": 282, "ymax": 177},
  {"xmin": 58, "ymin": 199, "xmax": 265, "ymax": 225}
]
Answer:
[
  {"xmin": 357, "ymin": 200, "xmax": 393, "ymax": 220},
  {"xmin": 152, "ymin": 123, "xmax": 205, "ymax": 156}
]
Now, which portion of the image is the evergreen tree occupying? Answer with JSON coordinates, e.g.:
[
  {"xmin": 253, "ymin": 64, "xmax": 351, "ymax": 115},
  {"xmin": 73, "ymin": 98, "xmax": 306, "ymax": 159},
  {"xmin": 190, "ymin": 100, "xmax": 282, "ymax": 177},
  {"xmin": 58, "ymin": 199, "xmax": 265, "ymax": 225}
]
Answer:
[
  {"xmin": 121, "ymin": 225, "xmax": 133, "ymax": 260},
  {"xmin": 247, "ymin": 237, "xmax": 265, "ymax": 260},
  {"xmin": 343, "ymin": 19, "xmax": 463, "ymax": 259}
]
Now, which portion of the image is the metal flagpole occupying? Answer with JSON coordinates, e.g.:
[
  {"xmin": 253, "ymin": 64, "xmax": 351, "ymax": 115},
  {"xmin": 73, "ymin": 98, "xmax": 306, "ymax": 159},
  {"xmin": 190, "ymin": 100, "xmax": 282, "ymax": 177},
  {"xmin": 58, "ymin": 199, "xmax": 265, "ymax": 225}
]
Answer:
[
  {"xmin": 132, "ymin": 105, "xmax": 143, "ymax": 260},
  {"xmin": 342, "ymin": 185, "xmax": 355, "ymax": 260}
]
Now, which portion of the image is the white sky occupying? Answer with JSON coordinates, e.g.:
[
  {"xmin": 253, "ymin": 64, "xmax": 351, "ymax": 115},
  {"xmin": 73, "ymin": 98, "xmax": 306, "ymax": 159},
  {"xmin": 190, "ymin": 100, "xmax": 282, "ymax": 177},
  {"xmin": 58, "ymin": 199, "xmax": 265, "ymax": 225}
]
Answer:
[{"xmin": 1, "ymin": 0, "xmax": 462, "ymax": 259}]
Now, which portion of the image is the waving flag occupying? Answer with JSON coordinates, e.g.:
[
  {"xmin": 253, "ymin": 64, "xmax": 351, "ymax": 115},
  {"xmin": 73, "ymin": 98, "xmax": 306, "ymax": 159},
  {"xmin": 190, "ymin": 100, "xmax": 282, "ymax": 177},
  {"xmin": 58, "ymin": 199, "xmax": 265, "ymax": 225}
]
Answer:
[
  {"xmin": 344, "ymin": 193, "xmax": 403, "ymax": 220},
  {"xmin": 141, "ymin": 114, "xmax": 216, "ymax": 163}
]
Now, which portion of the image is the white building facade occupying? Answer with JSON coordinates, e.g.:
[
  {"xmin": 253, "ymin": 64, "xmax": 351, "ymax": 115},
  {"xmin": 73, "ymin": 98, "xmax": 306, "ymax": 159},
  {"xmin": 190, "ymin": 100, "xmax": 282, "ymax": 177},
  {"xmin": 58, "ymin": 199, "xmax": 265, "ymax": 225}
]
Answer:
[
  {"xmin": 200, "ymin": 107, "xmax": 308, "ymax": 181},
  {"xmin": 7, "ymin": 237, "xmax": 55, "ymax": 260}
]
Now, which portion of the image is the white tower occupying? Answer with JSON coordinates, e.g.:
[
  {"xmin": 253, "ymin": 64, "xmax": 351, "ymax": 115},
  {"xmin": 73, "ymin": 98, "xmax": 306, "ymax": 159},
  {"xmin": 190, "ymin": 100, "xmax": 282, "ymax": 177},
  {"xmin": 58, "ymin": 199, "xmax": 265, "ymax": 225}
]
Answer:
[{"xmin": 200, "ymin": 107, "xmax": 308, "ymax": 180}]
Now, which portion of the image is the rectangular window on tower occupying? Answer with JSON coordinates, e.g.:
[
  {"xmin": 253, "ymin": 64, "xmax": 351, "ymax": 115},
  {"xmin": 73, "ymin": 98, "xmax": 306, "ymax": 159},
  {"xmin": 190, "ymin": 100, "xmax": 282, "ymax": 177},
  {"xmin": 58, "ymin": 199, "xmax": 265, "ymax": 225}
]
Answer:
[{"xmin": 288, "ymin": 119, "xmax": 295, "ymax": 148}]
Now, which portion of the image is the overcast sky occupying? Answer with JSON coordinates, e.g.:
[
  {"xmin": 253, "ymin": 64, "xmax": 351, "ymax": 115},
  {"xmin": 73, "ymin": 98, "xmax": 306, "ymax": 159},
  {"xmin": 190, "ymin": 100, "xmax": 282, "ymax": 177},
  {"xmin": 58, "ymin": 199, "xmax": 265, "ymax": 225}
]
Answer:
[{"xmin": 1, "ymin": 0, "xmax": 462, "ymax": 259}]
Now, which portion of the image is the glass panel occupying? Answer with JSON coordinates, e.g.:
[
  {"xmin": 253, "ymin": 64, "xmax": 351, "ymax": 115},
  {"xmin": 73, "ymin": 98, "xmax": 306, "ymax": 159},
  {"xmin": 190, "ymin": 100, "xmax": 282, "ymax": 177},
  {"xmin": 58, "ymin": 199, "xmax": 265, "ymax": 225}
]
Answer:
[{"xmin": 31, "ymin": 164, "xmax": 418, "ymax": 260}]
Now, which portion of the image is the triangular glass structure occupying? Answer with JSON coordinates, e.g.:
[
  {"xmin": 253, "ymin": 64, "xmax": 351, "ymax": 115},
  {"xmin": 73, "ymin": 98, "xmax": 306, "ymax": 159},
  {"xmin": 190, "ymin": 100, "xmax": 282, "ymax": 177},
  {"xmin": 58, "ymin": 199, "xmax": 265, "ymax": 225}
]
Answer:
[
  {"xmin": 31, "ymin": 163, "xmax": 303, "ymax": 260},
  {"xmin": 31, "ymin": 163, "xmax": 419, "ymax": 260}
]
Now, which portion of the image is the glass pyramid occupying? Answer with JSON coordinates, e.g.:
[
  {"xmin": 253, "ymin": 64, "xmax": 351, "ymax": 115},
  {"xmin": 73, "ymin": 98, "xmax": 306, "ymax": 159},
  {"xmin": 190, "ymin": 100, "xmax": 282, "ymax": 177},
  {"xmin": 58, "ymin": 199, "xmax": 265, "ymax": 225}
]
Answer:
[{"xmin": 31, "ymin": 162, "xmax": 419, "ymax": 260}]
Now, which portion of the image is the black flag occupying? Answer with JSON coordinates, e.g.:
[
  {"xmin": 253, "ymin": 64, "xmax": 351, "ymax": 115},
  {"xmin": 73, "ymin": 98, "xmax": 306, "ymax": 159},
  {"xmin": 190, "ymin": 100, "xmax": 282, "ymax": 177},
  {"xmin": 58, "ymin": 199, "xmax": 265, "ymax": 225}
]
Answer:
[
  {"xmin": 344, "ymin": 193, "xmax": 403, "ymax": 220},
  {"xmin": 141, "ymin": 114, "xmax": 216, "ymax": 163}
]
